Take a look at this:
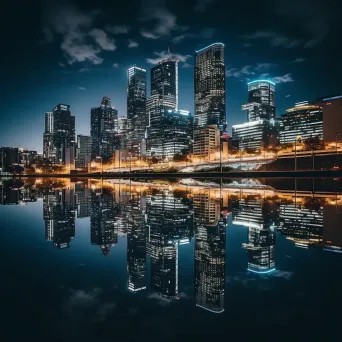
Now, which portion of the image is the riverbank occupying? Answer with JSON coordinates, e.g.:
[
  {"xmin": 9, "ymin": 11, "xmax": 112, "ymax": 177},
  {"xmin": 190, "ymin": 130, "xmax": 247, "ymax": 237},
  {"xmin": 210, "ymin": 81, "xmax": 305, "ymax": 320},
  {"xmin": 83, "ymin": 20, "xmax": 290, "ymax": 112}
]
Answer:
[{"xmin": 2, "ymin": 169, "xmax": 342, "ymax": 178}]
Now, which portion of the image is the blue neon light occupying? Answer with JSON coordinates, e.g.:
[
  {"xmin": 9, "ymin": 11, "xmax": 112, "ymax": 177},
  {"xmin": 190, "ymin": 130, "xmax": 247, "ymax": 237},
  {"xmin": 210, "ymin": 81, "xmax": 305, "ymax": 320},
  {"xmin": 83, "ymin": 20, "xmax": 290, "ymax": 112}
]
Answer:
[
  {"xmin": 195, "ymin": 42, "xmax": 225, "ymax": 53},
  {"xmin": 196, "ymin": 304, "xmax": 225, "ymax": 314},
  {"xmin": 322, "ymin": 95, "xmax": 342, "ymax": 101},
  {"xmin": 247, "ymin": 79, "xmax": 276, "ymax": 86},
  {"xmin": 247, "ymin": 268, "xmax": 276, "ymax": 274}
]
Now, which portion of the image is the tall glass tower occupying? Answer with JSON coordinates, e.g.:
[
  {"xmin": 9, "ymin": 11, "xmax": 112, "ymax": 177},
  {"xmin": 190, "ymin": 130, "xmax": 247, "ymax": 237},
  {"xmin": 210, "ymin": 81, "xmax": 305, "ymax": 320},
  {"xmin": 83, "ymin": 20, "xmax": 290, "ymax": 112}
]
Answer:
[
  {"xmin": 127, "ymin": 66, "xmax": 147, "ymax": 140},
  {"xmin": 150, "ymin": 57, "xmax": 178, "ymax": 110},
  {"xmin": 90, "ymin": 96, "xmax": 118, "ymax": 161},
  {"xmin": 195, "ymin": 42, "xmax": 226, "ymax": 130},
  {"xmin": 242, "ymin": 80, "xmax": 276, "ymax": 122}
]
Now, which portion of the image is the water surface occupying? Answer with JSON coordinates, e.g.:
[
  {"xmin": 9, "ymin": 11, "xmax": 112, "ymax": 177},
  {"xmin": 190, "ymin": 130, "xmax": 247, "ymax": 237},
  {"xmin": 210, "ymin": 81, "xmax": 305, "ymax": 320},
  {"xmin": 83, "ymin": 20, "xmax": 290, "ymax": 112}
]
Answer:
[{"xmin": 1, "ymin": 178, "xmax": 341, "ymax": 341}]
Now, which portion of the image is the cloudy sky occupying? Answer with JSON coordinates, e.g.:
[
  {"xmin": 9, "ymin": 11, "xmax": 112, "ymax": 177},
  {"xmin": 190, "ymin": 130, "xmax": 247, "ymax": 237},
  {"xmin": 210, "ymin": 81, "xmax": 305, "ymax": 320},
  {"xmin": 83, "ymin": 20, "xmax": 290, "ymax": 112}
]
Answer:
[{"xmin": 2, "ymin": 0, "xmax": 341, "ymax": 151}]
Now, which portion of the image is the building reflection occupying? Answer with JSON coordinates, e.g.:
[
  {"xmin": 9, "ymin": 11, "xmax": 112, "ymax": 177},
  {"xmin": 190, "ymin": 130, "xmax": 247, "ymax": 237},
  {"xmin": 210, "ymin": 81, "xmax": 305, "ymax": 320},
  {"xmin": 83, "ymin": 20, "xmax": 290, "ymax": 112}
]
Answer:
[
  {"xmin": 194, "ymin": 190, "xmax": 226, "ymax": 313},
  {"xmin": 233, "ymin": 196, "xmax": 278, "ymax": 273},
  {"xmin": 1, "ymin": 179, "xmax": 341, "ymax": 310},
  {"xmin": 146, "ymin": 189, "xmax": 193, "ymax": 298},
  {"xmin": 90, "ymin": 187, "xmax": 119, "ymax": 256},
  {"xmin": 43, "ymin": 188, "xmax": 75, "ymax": 249},
  {"xmin": 126, "ymin": 185, "xmax": 147, "ymax": 292}
]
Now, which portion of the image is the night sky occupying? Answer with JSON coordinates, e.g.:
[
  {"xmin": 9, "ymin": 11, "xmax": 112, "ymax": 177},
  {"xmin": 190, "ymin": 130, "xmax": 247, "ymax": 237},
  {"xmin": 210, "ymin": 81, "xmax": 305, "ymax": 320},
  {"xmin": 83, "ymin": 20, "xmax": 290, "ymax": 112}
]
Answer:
[{"xmin": 2, "ymin": 0, "xmax": 341, "ymax": 152}]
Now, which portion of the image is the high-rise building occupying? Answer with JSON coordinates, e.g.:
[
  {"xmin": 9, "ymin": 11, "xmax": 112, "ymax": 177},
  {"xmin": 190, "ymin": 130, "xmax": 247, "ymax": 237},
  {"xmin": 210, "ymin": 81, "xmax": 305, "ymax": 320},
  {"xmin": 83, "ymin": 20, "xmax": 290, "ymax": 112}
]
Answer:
[
  {"xmin": 314, "ymin": 94, "xmax": 342, "ymax": 143},
  {"xmin": 0, "ymin": 147, "xmax": 19, "ymax": 173},
  {"xmin": 193, "ymin": 125, "xmax": 220, "ymax": 159},
  {"xmin": 280, "ymin": 102, "xmax": 323, "ymax": 144},
  {"xmin": 51, "ymin": 104, "xmax": 75, "ymax": 163},
  {"xmin": 232, "ymin": 119, "xmax": 279, "ymax": 150},
  {"xmin": 147, "ymin": 56, "xmax": 192, "ymax": 159},
  {"xmin": 151, "ymin": 56, "xmax": 178, "ymax": 110},
  {"xmin": 232, "ymin": 80, "xmax": 278, "ymax": 150},
  {"xmin": 127, "ymin": 67, "xmax": 147, "ymax": 142},
  {"xmin": 43, "ymin": 112, "xmax": 54, "ymax": 161},
  {"xmin": 75, "ymin": 135, "xmax": 92, "ymax": 169},
  {"xmin": 242, "ymin": 80, "xmax": 276, "ymax": 122},
  {"xmin": 148, "ymin": 108, "xmax": 193, "ymax": 158},
  {"xmin": 91, "ymin": 96, "xmax": 118, "ymax": 161},
  {"xmin": 194, "ymin": 43, "xmax": 226, "ymax": 130},
  {"xmin": 45, "ymin": 112, "xmax": 54, "ymax": 133}
]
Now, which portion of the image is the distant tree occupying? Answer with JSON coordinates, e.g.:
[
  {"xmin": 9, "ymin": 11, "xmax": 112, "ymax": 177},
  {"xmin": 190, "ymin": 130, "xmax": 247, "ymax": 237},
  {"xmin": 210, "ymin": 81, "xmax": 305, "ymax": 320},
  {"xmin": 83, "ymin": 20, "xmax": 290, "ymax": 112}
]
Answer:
[
  {"xmin": 12, "ymin": 165, "xmax": 25, "ymax": 175},
  {"xmin": 245, "ymin": 148, "xmax": 259, "ymax": 155},
  {"xmin": 173, "ymin": 153, "xmax": 188, "ymax": 162}
]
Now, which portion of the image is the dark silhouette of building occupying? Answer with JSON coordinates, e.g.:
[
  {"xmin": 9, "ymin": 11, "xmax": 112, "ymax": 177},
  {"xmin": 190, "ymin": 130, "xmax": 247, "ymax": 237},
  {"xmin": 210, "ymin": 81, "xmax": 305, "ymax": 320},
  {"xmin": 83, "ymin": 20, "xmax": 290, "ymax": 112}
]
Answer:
[
  {"xmin": 91, "ymin": 96, "xmax": 118, "ymax": 161},
  {"xmin": 52, "ymin": 104, "xmax": 75, "ymax": 164},
  {"xmin": 127, "ymin": 67, "xmax": 147, "ymax": 143},
  {"xmin": 0, "ymin": 147, "xmax": 19, "ymax": 173}
]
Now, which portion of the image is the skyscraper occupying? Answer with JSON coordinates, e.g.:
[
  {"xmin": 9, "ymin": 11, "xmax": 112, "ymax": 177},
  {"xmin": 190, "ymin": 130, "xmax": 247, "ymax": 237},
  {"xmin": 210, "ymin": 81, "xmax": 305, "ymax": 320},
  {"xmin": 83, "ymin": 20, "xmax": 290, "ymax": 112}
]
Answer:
[
  {"xmin": 232, "ymin": 80, "xmax": 279, "ymax": 150},
  {"xmin": 242, "ymin": 80, "xmax": 276, "ymax": 122},
  {"xmin": 127, "ymin": 66, "xmax": 147, "ymax": 141},
  {"xmin": 195, "ymin": 42, "xmax": 226, "ymax": 130},
  {"xmin": 91, "ymin": 96, "xmax": 118, "ymax": 161},
  {"xmin": 151, "ymin": 56, "xmax": 178, "ymax": 110},
  {"xmin": 75, "ymin": 135, "xmax": 92, "ymax": 169},
  {"xmin": 52, "ymin": 104, "xmax": 75, "ymax": 163}
]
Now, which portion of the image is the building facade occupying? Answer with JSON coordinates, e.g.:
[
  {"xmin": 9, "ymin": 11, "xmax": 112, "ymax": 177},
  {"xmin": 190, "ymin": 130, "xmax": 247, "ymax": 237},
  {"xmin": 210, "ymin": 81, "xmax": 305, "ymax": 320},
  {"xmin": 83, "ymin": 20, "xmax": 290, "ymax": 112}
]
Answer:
[
  {"xmin": 193, "ymin": 125, "xmax": 220, "ymax": 159},
  {"xmin": 91, "ymin": 96, "xmax": 118, "ymax": 161},
  {"xmin": 315, "ymin": 95, "xmax": 342, "ymax": 143},
  {"xmin": 195, "ymin": 43, "xmax": 226, "ymax": 130},
  {"xmin": 280, "ymin": 102, "xmax": 323, "ymax": 144},
  {"xmin": 232, "ymin": 119, "xmax": 279, "ymax": 150},
  {"xmin": 51, "ymin": 104, "xmax": 75, "ymax": 164},
  {"xmin": 0, "ymin": 147, "xmax": 19, "ymax": 173},
  {"xmin": 75, "ymin": 135, "xmax": 92, "ymax": 169},
  {"xmin": 242, "ymin": 80, "xmax": 276, "ymax": 122},
  {"xmin": 127, "ymin": 66, "xmax": 147, "ymax": 142},
  {"xmin": 148, "ymin": 109, "xmax": 193, "ymax": 158}
]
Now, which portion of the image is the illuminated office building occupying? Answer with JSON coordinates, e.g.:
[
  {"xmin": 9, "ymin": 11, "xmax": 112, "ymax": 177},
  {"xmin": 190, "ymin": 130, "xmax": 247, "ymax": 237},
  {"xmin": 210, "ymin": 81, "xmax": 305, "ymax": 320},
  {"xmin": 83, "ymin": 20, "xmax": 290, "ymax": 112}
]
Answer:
[
  {"xmin": 193, "ymin": 125, "xmax": 220, "ymax": 159},
  {"xmin": 91, "ymin": 96, "xmax": 118, "ymax": 161},
  {"xmin": 316, "ymin": 95, "xmax": 342, "ymax": 142},
  {"xmin": 151, "ymin": 56, "xmax": 178, "ymax": 110},
  {"xmin": 148, "ymin": 108, "xmax": 193, "ymax": 158},
  {"xmin": 43, "ymin": 188, "xmax": 76, "ymax": 249},
  {"xmin": 52, "ymin": 104, "xmax": 75, "ymax": 164},
  {"xmin": 75, "ymin": 135, "xmax": 91, "ymax": 169},
  {"xmin": 280, "ymin": 101, "xmax": 323, "ymax": 144},
  {"xmin": 242, "ymin": 80, "xmax": 276, "ymax": 122},
  {"xmin": 147, "ymin": 56, "xmax": 187, "ymax": 159},
  {"xmin": 90, "ymin": 188, "xmax": 119, "ymax": 256},
  {"xmin": 127, "ymin": 66, "xmax": 147, "ymax": 142},
  {"xmin": 194, "ymin": 43, "xmax": 226, "ymax": 130},
  {"xmin": 232, "ymin": 80, "xmax": 278, "ymax": 150},
  {"xmin": 232, "ymin": 119, "xmax": 279, "ymax": 150}
]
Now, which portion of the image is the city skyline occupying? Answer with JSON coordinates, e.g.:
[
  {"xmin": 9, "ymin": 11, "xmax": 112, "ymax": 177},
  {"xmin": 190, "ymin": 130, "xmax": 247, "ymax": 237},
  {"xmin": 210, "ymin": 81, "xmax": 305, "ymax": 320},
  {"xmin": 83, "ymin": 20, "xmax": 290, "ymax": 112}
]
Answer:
[{"xmin": 2, "ymin": 0, "xmax": 342, "ymax": 151}]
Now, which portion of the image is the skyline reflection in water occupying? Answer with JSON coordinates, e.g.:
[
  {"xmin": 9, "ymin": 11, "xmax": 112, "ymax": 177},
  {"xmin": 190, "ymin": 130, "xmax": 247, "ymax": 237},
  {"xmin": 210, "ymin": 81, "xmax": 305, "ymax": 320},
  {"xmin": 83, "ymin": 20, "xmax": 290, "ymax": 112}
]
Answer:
[{"xmin": 1, "ymin": 178, "xmax": 341, "ymax": 340}]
